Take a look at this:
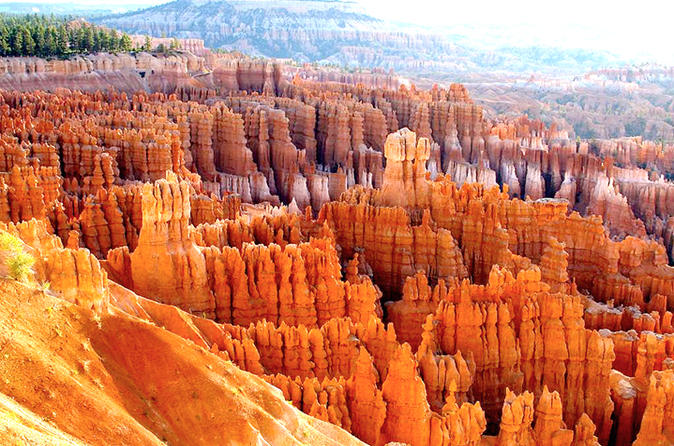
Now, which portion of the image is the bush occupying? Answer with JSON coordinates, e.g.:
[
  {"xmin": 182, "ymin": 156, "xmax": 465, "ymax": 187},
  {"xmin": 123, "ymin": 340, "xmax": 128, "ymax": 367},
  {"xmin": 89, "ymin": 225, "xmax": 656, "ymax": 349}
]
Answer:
[
  {"xmin": 0, "ymin": 231, "xmax": 22, "ymax": 254},
  {"xmin": 7, "ymin": 251, "xmax": 34, "ymax": 281},
  {"xmin": 1, "ymin": 230, "xmax": 34, "ymax": 282}
]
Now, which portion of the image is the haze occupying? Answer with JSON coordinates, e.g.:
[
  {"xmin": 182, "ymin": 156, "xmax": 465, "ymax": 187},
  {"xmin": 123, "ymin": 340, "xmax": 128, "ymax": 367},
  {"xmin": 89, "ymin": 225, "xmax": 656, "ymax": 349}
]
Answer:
[{"xmin": 4, "ymin": 0, "xmax": 673, "ymax": 64}]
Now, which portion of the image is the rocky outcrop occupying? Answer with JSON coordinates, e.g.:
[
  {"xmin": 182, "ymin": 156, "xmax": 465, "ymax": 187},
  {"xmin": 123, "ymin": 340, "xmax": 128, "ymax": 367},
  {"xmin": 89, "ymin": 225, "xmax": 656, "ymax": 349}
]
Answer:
[
  {"xmin": 0, "ymin": 268, "xmax": 364, "ymax": 446},
  {"xmin": 4, "ymin": 58, "xmax": 674, "ymax": 446},
  {"xmin": 632, "ymin": 369, "xmax": 674, "ymax": 446},
  {"xmin": 379, "ymin": 128, "xmax": 431, "ymax": 209},
  {"xmin": 419, "ymin": 266, "xmax": 615, "ymax": 442},
  {"xmin": 346, "ymin": 348, "xmax": 386, "ymax": 445},
  {"xmin": 319, "ymin": 201, "xmax": 468, "ymax": 296},
  {"xmin": 101, "ymin": 173, "xmax": 380, "ymax": 327},
  {"xmin": 45, "ymin": 247, "xmax": 109, "ymax": 313},
  {"xmin": 129, "ymin": 172, "xmax": 213, "ymax": 314}
]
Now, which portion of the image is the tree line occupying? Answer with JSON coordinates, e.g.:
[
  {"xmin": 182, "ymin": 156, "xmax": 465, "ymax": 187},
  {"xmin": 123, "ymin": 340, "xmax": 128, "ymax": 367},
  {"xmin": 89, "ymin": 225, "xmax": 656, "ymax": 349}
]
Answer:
[{"xmin": 0, "ymin": 14, "xmax": 143, "ymax": 58}]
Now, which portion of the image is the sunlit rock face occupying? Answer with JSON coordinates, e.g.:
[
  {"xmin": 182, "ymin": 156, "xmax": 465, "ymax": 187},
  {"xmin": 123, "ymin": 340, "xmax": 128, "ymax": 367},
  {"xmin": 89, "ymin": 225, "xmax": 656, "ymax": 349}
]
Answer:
[{"xmin": 1, "ymin": 50, "xmax": 674, "ymax": 446}]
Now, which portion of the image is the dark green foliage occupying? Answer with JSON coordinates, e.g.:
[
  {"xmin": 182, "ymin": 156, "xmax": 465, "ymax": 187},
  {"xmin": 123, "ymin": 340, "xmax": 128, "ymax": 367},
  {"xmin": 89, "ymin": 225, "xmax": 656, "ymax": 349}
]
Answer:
[
  {"xmin": 141, "ymin": 35, "xmax": 151, "ymax": 51},
  {"xmin": 0, "ymin": 13, "xmax": 136, "ymax": 58},
  {"xmin": 119, "ymin": 33, "xmax": 133, "ymax": 52}
]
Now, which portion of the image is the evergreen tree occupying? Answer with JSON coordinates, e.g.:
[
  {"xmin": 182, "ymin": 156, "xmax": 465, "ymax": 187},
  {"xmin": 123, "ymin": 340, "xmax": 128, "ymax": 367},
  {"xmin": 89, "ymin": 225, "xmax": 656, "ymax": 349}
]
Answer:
[
  {"xmin": 33, "ymin": 25, "xmax": 45, "ymax": 56},
  {"xmin": 22, "ymin": 27, "xmax": 35, "ymax": 55},
  {"xmin": 97, "ymin": 28, "xmax": 108, "ymax": 52},
  {"xmin": 142, "ymin": 35, "xmax": 152, "ymax": 52},
  {"xmin": 82, "ymin": 26, "xmax": 94, "ymax": 52},
  {"xmin": 120, "ymin": 33, "xmax": 133, "ymax": 52},
  {"xmin": 11, "ymin": 28, "xmax": 23, "ymax": 56},
  {"xmin": 68, "ymin": 25, "xmax": 78, "ymax": 52},
  {"xmin": 43, "ymin": 26, "xmax": 55, "ymax": 56},
  {"xmin": 0, "ymin": 14, "xmax": 136, "ymax": 57},
  {"xmin": 92, "ymin": 28, "xmax": 100, "ymax": 52},
  {"xmin": 109, "ymin": 29, "xmax": 119, "ymax": 52},
  {"xmin": 57, "ymin": 24, "xmax": 68, "ymax": 55},
  {"xmin": 0, "ymin": 26, "xmax": 9, "ymax": 56}
]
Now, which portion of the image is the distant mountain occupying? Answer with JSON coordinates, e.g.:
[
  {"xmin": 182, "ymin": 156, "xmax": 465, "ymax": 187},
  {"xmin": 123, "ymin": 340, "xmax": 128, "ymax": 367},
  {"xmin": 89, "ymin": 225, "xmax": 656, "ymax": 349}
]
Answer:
[
  {"xmin": 93, "ymin": 0, "xmax": 627, "ymax": 76},
  {"xmin": 94, "ymin": 0, "xmax": 392, "ymax": 61},
  {"xmin": 0, "ymin": 2, "xmax": 149, "ymax": 15}
]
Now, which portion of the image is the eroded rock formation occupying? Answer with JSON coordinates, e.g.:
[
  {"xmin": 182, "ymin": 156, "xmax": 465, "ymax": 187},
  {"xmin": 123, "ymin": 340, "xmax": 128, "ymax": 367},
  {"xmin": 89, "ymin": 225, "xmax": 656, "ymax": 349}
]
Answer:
[{"xmin": 2, "ymin": 54, "xmax": 674, "ymax": 446}]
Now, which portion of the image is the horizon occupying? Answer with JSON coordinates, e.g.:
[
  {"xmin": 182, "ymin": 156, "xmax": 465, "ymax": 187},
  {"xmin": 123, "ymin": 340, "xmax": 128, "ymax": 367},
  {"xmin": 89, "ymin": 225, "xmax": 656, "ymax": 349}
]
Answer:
[{"xmin": 2, "ymin": 0, "xmax": 673, "ymax": 65}]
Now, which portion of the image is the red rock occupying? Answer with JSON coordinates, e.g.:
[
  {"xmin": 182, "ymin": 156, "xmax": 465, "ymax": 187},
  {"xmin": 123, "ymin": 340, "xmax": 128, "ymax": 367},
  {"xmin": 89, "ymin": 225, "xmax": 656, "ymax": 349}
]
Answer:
[
  {"xmin": 129, "ymin": 172, "xmax": 213, "ymax": 315},
  {"xmin": 380, "ymin": 128, "xmax": 431, "ymax": 209},
  {"xmin": 497, "ymin": 388, "xmax": 536, "ymax": 445},
  {"xmin": 633, "ymin": 369, "xmax": 674, "ymax": 446},
  {"xmin": 45, "ymin": 247, "xmax": 109, "ymax": 313},
  {"xmin": 345, "ymin": 348, "xmax": 386, "ymax": 445},
  {"xmin": 3, "ymin": 60, "xmax": 674, "ymax": 446},
  {"xmin": 380, "ymin": 343, "xmax": 432, "ymax": 445},
  {"xmin": 534, "ymin": 386, "xmax": 574, "ymax": 445}
]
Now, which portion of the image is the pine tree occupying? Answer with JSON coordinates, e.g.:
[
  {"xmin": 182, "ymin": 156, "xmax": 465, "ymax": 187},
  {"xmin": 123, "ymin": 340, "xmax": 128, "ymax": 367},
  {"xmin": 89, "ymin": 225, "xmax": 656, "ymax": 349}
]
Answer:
[
  {"xmin": 57, "ymin": 24, "xmax": 68, "ymax": 55},
  {"xmin": 96, "ymin": 28, "xmax": 107, "ymax": 52},
  {"xmin": 22, "ymin": 27, "xmax": 35, "ymax": 55},
  {"xmin": 142, "ymin": 35, "xmax": 152, "ymax": 52},
  {"xmin": 43, "ymin": 26, "xmax": 55, "ymax": 56},
  {"xmin": 0, "ymin": 26, "xmax": 9, "ymax": 56},
  {"xmin": 0, "ymin": 14, "xmax": 136, "ymax": 57},
  {"xmin": 92, "ymin": 28, "xmax": 100, "ymax": 52},
  {"xmin": 82, "ymin": 26, "xmax": 94, "ymax": 52},
  {"xmin": 120, "ymin": 33, "xmax": 133, "ymax": 52},
  {"xmin": 68, "ymin": 26, "xmax": 78, "ymax": 52},
  {"xmin": 32, "ymin": 25, "xmax": 45, "ymax": 56},
  {"xmin": 11, "ymin": 28, "xmax": 23, "ymax": 56},
  {"xmin": 109, "ymin": 29, "xmax": 119, "ymax": 52}
]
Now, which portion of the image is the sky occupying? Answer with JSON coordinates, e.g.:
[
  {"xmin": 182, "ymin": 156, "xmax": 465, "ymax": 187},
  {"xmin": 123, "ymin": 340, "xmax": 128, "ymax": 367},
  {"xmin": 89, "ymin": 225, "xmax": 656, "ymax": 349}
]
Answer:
[
  {"xmin": 359, "ymin": 0, "xmax": 674, "ymax": 63},
  {"xmin": 4, "ymin": 0, "xmax": 673, "ymax": 64}
]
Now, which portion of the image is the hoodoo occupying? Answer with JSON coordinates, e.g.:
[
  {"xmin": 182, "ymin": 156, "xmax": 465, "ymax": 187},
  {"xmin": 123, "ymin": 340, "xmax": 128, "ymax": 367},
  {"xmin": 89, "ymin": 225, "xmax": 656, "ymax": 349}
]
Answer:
[{"xmin": 0, "ymin": 7, "xmax": 673, "ymax": 445}]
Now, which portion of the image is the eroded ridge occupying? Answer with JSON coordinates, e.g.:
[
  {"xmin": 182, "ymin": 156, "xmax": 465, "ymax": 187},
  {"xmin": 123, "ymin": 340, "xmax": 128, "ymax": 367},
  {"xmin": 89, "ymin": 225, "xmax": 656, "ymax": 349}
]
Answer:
[{"xmin": 1, "ymin": 53, "xmax": 674, "ymax": 446}]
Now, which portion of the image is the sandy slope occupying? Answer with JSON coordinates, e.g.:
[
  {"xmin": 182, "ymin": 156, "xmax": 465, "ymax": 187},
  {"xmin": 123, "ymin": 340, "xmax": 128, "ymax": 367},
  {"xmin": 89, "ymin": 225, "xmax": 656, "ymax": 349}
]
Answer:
[{"xmin": 0, "ymin": 279, "xmax": 364, "ymax": 446}]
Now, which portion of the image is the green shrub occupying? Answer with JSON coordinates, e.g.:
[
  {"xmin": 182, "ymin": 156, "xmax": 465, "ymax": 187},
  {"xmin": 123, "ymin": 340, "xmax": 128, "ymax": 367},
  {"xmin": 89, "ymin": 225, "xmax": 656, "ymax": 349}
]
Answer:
[
  {"xmin": 0, "ymin": 231, "xmax": 22, "ymax": 254},
  {"xmin": 7, "ymin": 252, "xmax": 35, "ymax": 281},
  {"xmin": 1, "ymin": 231, "xmax": 34, "ymax": 282}
]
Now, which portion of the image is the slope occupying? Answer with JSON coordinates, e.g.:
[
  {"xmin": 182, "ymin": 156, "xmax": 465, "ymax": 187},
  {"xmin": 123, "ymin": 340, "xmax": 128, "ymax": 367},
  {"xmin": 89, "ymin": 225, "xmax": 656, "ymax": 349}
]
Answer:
[{"xmin": 0, "ymin": 279, "xmax": 364, "ymax": 446}]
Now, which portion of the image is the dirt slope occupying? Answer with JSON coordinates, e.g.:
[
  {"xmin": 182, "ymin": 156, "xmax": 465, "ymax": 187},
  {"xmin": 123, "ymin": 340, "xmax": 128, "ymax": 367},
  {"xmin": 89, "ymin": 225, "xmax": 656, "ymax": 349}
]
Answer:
[{"xmin": 0, "ymin": 279, "xmax": 364, "ymax": 446}]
